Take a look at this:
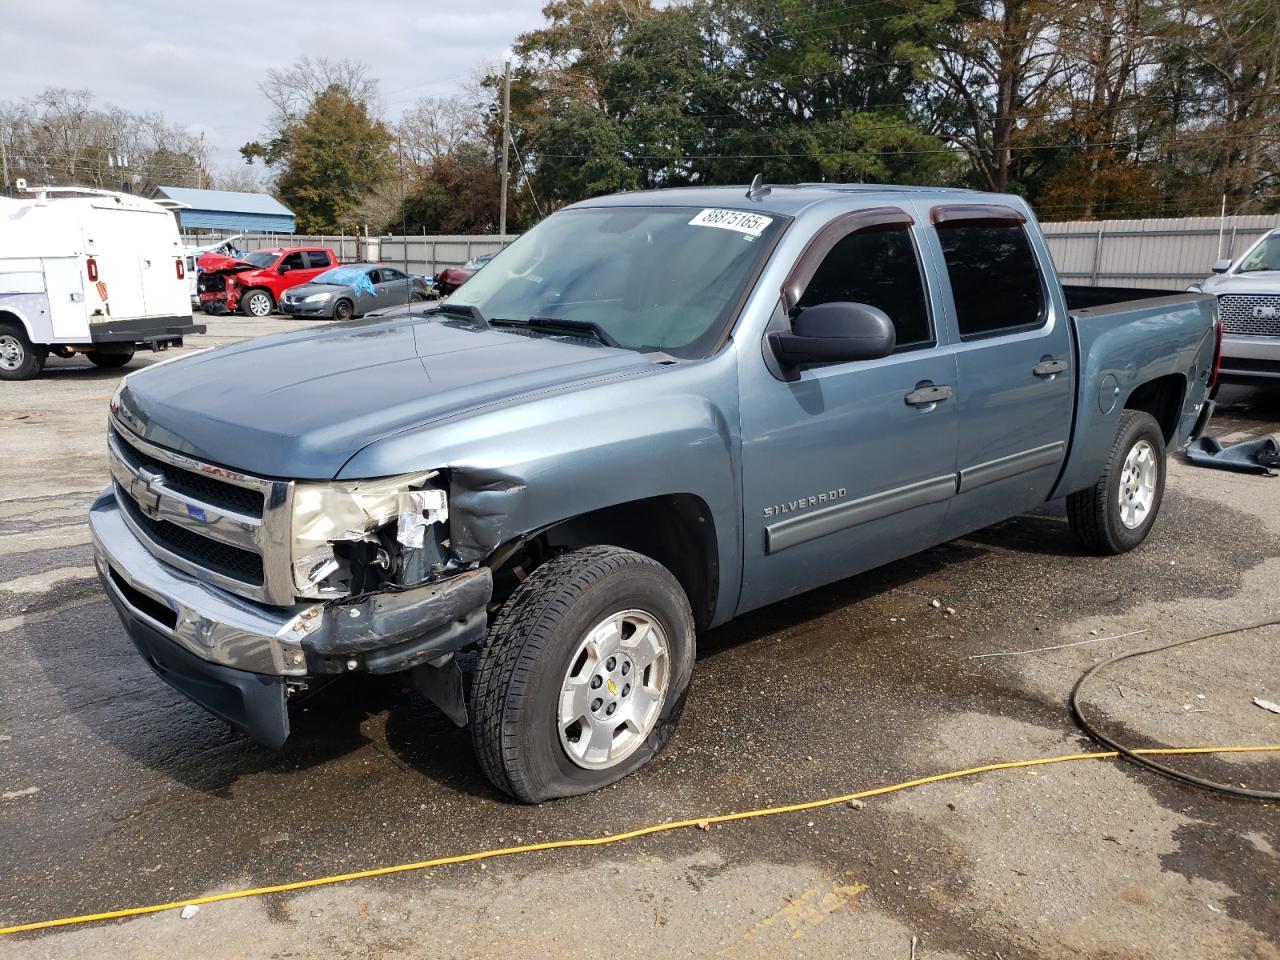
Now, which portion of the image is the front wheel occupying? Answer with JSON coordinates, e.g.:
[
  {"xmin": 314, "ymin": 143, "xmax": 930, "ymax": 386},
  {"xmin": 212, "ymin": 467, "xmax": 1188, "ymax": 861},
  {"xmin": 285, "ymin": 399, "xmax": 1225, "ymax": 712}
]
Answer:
[
  {"xmin": 471, "ymin": 546, "xmax": 696, "ymax": 802},
  {"xmin": 0, "ymin": 322, "xmax": 46, "ymax": 381},
  {"xmin": 240, "ymin": 289, "xmax": 274, "ymax": 318},
  {"xmin": 87, "ymin": 346, "xmax": 135, "ymax": 368},
  {"xmin": 332, "ymin": 299, "xmax": 353, "ymax": 322},
  {"xmin": 1067, "ymin": 410, "xmax": 1166, "ymax": 554}
]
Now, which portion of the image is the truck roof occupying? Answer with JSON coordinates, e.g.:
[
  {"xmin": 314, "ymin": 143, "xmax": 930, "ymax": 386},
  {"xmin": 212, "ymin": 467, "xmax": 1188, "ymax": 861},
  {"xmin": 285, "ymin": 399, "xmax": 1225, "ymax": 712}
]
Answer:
[{"xmin": 567, "ymin": 182, "xmax": 1013, "ymax": 219}]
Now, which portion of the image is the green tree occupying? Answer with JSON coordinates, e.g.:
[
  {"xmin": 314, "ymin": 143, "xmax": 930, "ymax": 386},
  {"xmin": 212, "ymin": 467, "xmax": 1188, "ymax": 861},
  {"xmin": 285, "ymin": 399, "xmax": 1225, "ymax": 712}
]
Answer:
[{"xmin": 243, "ymin": 86, "xmax": 393, "ymax": 233}]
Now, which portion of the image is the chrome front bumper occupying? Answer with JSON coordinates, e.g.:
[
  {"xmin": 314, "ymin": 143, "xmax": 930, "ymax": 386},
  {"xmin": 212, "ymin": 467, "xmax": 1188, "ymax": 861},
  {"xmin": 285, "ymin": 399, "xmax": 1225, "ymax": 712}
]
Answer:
[
  {"xmin": 91, "ymin": 489, "xmax": 494, "ymax": 679},
  {"xmin": 91, "ymin": 491, "xmax": 313, "ymax": 676}
]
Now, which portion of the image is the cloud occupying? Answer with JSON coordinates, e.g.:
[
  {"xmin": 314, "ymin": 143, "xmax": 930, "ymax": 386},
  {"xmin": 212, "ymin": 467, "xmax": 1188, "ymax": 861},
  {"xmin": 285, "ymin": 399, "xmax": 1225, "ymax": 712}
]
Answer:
[{"xmin": 3, "ymin": 0, "xmax": 547, "ymax": 169}]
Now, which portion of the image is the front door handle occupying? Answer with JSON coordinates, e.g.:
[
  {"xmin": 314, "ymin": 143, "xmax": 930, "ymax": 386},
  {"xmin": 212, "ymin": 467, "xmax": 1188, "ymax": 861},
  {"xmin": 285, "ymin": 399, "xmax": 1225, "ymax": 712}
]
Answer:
[
  {"xmin": 1033, "ymin": 358, "xmax": 1068, "ymax": 377},
  {"xmin": 905, "ymin": 383, "xmax": 953, "ymax": 407}
]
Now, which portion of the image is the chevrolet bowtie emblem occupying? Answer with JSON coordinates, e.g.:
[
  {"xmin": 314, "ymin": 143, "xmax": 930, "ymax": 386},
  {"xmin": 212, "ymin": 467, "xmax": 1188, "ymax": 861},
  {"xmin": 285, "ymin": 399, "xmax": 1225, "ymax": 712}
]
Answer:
[{"xmin": 131, "ymin": 470, "xmax": 163, "ymax": 518}]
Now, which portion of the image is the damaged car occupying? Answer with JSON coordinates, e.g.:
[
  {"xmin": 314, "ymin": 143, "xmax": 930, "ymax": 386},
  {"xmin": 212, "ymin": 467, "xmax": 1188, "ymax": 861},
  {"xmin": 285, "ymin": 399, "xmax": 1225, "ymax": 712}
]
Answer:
[
  {"xmin": 92, "ymin": 184, "xmax": 1219, "ymax": 802},
  {"xmin": 197, "ymin": 246, "xmax": 339, "ymax": 317}
]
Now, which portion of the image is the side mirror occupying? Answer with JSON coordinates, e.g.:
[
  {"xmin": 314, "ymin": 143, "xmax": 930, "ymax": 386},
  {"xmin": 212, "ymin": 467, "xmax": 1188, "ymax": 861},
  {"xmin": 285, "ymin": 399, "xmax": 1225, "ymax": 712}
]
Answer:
[
  {"xmin": 1211, "ymin": 259, "xmax": 1232, "ymax": 274},
  {"xmin": 769, "ymin": 302, "xmax": 897, "ymax": 367},
  {"xmin": 278, "ymin": 263, "xmax": 292, "ymax": 274}
]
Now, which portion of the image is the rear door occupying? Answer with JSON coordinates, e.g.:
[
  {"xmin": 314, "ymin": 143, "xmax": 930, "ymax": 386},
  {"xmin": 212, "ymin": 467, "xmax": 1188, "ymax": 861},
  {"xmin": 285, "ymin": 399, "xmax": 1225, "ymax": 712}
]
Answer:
[
  {"xmin": 86, "ymin": 204, "xmax": 147, "ymax": 322},
  {"xmin": 375, "ymin": 266, "xmax": 411, "ymax": 309},
  {"xmin": 924, "ymin": 204, "xmax": 1073, "ymax": 540},
  {"xmin": 737, "ymin": 207, "xmax": 960, "ymax": 612}
]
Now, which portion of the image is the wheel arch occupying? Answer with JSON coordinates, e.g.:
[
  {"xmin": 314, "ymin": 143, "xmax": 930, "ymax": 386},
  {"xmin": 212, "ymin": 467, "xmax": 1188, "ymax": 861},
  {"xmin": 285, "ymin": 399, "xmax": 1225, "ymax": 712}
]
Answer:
[
  {"xmin": 0, "ymin": 307, "xmax": 37, "ymax": 342},
  {"xmin": 487, "ymin": 494, "xmax": 721, "ymax": 631},
  {"xmin": 1123, "ymin": 373, "xmax": 1186, "ymax": 446}
]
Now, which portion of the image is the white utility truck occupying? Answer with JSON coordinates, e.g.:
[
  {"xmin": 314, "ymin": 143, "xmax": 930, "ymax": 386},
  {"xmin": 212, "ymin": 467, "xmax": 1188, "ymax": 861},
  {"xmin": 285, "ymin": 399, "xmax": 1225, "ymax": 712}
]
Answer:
[{"xmin": 0, "ymin": 181, "xmax": 204, "ymax": 380}]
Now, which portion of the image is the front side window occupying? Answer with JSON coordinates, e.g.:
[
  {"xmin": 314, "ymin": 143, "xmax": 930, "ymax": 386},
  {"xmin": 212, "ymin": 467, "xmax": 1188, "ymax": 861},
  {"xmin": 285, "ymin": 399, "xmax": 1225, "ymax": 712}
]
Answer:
[
  {"xmin": 450, "ymin": 206, "xmax": 787, "ymax": 358},
  {"xmin": 797, "ymin": 225, "xmax": 933, "ymax": 351},
  {"xmin": 936, "ymin": 221, "xmax": 1045, "ymax": 338},
  {"xmin": 280, "ymin": 251, "xmax": 306, "ymax": 271},
  {"xmin": 379, "ymin": 267, "xmax": 405, "ymax": 282}
]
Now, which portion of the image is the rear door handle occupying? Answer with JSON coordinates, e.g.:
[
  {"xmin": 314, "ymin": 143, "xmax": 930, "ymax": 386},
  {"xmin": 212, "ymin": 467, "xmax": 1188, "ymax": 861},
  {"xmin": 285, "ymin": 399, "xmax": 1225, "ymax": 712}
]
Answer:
[
  {"xmin": 905, "ymin": 384, "xmax": 953, "ymax": 407},
  {"xmin": 1033, "ymin": 358, "xmax": 1068, "ymax": 377}
]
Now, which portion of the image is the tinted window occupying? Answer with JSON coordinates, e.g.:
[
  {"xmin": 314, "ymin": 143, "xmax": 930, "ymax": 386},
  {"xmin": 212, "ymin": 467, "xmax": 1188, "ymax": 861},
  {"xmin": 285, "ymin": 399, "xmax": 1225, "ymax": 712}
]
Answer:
[
  {"xmin": 936, "ymin": 223, "xmax": 1045, "ymax": 337},
  {"xmin": 306, "ymin": 250, "xmax": 332, "ymax": 269},
  {"xmin": 797, "ymin": 225, "xmax": 932, "ymax": 350},
  {"xmin": 379, "ymin": 267, "xmax": 404, "ymax": 282},
  {"xmin": 280, "ymin": 251, "xmax": 306, "ymax": 270}
]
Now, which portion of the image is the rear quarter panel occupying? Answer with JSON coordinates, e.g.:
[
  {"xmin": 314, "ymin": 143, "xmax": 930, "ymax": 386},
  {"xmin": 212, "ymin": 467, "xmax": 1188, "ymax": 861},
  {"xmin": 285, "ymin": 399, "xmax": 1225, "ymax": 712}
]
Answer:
[{"xmin": 1052, "ymin": 294, "xmax": 1216, "ymax": 498}]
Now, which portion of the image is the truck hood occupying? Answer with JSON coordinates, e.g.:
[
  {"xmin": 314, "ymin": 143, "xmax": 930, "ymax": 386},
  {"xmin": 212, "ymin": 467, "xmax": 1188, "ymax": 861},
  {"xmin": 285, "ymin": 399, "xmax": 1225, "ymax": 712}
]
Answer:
[
  {"xmin": 1198, "ymin": 271, "xmax": 1280, "ymax": 294},
  {"xmin": 113, "ymin": 314, "xmax": 658, "ymax": 479}
]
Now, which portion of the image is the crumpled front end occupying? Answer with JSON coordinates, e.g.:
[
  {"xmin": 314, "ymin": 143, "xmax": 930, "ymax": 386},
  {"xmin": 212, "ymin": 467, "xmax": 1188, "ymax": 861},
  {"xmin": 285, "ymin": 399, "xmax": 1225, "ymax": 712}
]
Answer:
[{"xmin": 92, "ymin": 415, "xmax": 495, "ymax": 746}]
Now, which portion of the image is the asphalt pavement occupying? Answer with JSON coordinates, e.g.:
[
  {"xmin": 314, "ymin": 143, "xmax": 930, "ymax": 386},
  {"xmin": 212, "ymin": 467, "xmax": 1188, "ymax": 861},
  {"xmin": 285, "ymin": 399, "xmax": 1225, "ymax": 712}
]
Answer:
[{"xmin": 1, "ymin": 317, "xmax": 1277, "ymax": 959}]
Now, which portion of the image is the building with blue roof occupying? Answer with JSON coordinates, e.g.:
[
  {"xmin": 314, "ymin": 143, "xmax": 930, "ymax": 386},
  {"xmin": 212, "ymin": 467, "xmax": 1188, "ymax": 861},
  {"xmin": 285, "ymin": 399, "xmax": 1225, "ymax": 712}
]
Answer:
[{"xmin": 151, "ymin": 186, "xmax": 295, "ymax": 234}]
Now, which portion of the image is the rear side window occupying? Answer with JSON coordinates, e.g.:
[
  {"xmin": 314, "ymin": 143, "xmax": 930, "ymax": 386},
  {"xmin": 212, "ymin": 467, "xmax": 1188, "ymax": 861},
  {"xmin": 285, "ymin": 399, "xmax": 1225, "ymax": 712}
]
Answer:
[
  {"xmin": 936, "ymin": 222, "xmax": 1045, "ymax": 338},
  {"xmin": 797, "ymin": 225, "xmax": 933, "ymax": 350},
  {"xmin": 306, "ymin": 250, "xmax": 332, "ymax": 269}
]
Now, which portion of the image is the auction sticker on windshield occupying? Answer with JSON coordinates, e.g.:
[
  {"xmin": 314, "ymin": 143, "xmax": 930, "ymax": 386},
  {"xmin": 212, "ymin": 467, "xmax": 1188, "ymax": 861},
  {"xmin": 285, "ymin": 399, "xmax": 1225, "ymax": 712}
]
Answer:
[{"xmin": 689, "ymin": 208, "xmax": 774, "ymax": 236}]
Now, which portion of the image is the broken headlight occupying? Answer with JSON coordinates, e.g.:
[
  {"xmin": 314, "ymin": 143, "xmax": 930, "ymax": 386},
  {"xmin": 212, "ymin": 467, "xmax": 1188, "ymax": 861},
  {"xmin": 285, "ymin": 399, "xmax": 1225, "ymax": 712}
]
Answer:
[{"xmin": 290, "ymin": 473, "xmax": 448, "ymax": 597}]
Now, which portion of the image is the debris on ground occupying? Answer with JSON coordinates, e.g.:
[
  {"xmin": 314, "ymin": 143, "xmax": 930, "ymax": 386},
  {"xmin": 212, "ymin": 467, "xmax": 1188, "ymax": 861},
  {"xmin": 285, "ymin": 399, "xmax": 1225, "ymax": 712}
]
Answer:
[
  {"xmin": 846, "ymin": 798, "xmax": 865, "ymax": 810},
  {"xmin": 179, "ymin": 905, "xmax": 199, "ymax": 920},
  {"xmin": 1254, "ymin": 697, "xmax": 1280, "ymax": 715},
  {"xmin": 2, "ymin": 787, "xmax": 39, "ymax": 801}
]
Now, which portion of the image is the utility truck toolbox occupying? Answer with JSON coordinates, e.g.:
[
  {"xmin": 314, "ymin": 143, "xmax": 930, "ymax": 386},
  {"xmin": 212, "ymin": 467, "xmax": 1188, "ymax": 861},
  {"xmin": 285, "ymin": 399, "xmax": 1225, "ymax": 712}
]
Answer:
[
  {"xmin": 0, "ymin": 180, "xmax": 204, "ymax": 380},
  {"xmin": 91, "ymin": 182, "xmax": 1219, "ymax": 803}
]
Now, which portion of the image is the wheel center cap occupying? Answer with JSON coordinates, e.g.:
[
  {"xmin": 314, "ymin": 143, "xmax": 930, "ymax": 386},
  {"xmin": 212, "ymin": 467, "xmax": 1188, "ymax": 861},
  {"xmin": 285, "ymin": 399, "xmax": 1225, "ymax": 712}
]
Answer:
[{"xmin": 606, "ymin": 678, "xmax": 619, "ymax": 696}]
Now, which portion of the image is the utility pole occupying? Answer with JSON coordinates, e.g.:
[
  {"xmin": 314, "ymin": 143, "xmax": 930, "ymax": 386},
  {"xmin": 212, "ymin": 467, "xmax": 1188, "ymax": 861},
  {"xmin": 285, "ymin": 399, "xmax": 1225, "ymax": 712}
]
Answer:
[
  {"xmin": 1, "ymin": 133, "xmax": 9, "ymax": 196},
  {"xmin": 499, "ymin": 58, "xmax": 511, "ymax": 238}
]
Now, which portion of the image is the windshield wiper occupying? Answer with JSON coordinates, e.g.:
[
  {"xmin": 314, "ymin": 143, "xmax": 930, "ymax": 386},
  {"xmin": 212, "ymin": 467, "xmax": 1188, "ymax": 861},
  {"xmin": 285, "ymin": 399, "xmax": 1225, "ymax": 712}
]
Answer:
[
  {"xmin": 524, "ymin": 316, "xmax": 620, "ymax": 347},
  {"xmin": 434, "ymin": 302, "xmax": 488, "ymax": 326}
]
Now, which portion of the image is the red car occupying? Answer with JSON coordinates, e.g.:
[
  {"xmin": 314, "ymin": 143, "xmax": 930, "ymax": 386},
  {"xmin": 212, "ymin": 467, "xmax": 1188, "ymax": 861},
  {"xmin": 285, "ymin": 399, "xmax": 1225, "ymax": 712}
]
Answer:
[
  {"xmin": 197, "ymin": 247, "xmax": 340, "ymax": 317},
  {"xmin": 433, "ymin": 252, "xmax": 495, "ymax": 297}
]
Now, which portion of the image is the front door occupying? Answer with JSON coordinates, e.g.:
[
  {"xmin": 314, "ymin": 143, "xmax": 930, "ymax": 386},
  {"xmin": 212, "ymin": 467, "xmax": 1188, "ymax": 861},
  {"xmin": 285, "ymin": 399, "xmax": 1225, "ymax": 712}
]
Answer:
[
  {"xmin": 737, "ymin": 208, "xmax": 960, "ymax": 613},
  {"xmin": 924, "ymin": 206, "xmax": 1074, "ymax": 540}
]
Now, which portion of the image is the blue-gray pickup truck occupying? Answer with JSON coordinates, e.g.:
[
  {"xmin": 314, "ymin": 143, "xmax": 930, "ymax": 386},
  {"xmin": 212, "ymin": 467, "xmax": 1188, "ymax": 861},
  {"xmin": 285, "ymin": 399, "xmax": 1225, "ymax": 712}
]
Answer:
[{"xmin": 91, "ymin": 183, "xmax": 1220, "ymax": 801}]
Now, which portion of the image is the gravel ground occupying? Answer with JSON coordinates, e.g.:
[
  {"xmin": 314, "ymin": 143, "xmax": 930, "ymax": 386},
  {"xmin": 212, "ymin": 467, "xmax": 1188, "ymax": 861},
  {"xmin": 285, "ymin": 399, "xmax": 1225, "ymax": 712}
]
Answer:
[{"xmin": 1, "ymin": 318, "xmax": 1277, "ymax": 959}]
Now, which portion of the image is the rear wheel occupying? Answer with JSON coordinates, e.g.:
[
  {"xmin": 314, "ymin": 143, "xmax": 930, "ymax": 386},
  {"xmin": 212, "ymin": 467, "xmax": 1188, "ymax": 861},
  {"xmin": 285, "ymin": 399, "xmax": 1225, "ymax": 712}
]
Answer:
[
  {"xmin": 240, "ymin": 289, "xmax": 274, "ymax": 318},
  {"xmin": 333, "ymin": 299, "xmax": 353, "ymax": 321},
  {"xmin": 471, "ymin": 546, "xmax": 696, "ymax": 802},
  {"xmin": 1067, "ymin": 410, "xmax": 1166, "ymax": 554},
  {"xmin": 87, "ymin": 346, "xmax": 135, "ymax": 369},
  {"xmin": 0, "ymin": 322, "xmax": 46, "ymax": 381}
]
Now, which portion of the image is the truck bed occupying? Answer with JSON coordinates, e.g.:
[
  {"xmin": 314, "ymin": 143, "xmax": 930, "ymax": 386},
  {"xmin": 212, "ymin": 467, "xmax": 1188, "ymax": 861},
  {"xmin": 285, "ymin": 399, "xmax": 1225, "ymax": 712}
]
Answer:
[{"xmin": 1051, "ymin": 289, "xmax": 1217, "ymax": 499}]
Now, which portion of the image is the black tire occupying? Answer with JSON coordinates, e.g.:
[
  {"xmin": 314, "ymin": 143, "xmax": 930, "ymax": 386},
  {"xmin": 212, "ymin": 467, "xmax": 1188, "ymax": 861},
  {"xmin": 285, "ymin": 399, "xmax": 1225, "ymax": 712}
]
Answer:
[
  {"xmin": 0, "ymin": 322, "xmax": 46, "ymax": 381},
  {"xmin": 87, "ymin": 346, "xmax": 135, "ymax": 368},
  {"xmin": 239, "ymin": 288, "xmax": 274, "ymax": 318},
  {"xmin": 333, "ymin": 299, "xmax": 354, "ymax": 322},
  {"xmin": 471, "ymin": 546, "xmax": 696, "ymax": 803},
  {"xmin": 1067, "ymin": 410, "xmax": 1166, "ymax": 554},
  {"xmin": 410, "ymin": 292, "xmax": 428, "ymax": 303}
]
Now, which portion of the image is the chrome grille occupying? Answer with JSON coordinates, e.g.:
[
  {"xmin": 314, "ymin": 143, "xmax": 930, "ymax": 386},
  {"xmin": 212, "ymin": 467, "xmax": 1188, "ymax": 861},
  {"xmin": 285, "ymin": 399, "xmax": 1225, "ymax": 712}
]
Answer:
[
  {"xmin": 1219, "ymin": 294, "xmax": 1280, "ymax": 337},
  {"xmin": 107, "ymin": 418, "xmax": 294, "ymax": 604}
]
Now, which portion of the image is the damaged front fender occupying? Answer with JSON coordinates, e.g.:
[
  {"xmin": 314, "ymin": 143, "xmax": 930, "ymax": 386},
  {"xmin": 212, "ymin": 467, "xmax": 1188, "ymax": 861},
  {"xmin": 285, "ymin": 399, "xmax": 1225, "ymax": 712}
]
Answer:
[{"xmin": 448, "ymin": 469, "xmax": 529, "ymax": 562}]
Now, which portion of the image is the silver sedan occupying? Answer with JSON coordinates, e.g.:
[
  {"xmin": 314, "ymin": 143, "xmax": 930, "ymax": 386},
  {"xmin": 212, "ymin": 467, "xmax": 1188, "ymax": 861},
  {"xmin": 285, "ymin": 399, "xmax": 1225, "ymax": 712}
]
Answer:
[{"xmin": 279, "ymin": 263, "xmax": 432, "ymax": 320}]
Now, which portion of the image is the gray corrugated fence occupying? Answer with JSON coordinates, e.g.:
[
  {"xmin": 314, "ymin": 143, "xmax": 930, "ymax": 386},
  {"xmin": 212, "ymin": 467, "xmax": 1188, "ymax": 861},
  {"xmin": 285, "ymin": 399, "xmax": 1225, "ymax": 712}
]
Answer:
[
  {"xmin": 182, "ymin": 232, "xmax": 519, "ymax": 277},
  {"xmin": 1040, "ymin": 215, "xmax": 1279, "ymax": 290},
  {"xmin": 188, "ymin": 214, "xmax": 1280, "ymax": 292}
]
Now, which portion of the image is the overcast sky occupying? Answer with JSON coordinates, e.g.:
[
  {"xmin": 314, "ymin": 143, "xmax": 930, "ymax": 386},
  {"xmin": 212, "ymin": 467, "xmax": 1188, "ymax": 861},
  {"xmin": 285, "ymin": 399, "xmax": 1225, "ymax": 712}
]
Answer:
[{"xmin": 3, "ymin": 0, "xmax": 550, "ymax": 172}]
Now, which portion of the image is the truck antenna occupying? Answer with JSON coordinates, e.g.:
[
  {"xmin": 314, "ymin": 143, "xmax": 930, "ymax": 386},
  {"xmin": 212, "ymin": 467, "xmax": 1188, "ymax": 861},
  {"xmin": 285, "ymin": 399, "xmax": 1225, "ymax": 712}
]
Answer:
[{"xmin": 746, "ymin": 173, "xmax": 771, "ymax": 201}]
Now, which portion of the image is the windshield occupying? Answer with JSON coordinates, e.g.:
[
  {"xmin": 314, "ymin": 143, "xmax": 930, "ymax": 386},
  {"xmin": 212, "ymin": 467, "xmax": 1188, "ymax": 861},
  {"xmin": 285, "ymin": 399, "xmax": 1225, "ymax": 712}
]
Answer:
[
  {"xmin": 313, "ymin": 266, "xmax": 370, "ymax": 286},
  {"xmin": 449, "ymin": 206, "xmax": 787, "ymax": 357},
  {"xmin": 1238, "ymin": 234, "xmax": 1280, "ymax": 272},
  {"xmin": 244, "ymin": 251, "xmax": 278, "ymax": 268}
]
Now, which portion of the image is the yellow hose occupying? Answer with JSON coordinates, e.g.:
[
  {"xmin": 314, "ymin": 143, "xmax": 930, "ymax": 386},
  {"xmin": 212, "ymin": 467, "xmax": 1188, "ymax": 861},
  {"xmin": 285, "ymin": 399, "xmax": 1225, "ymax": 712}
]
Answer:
[{"xmin": 3, "ymin": 744, "xmax": 1275, "ymax": 937}]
